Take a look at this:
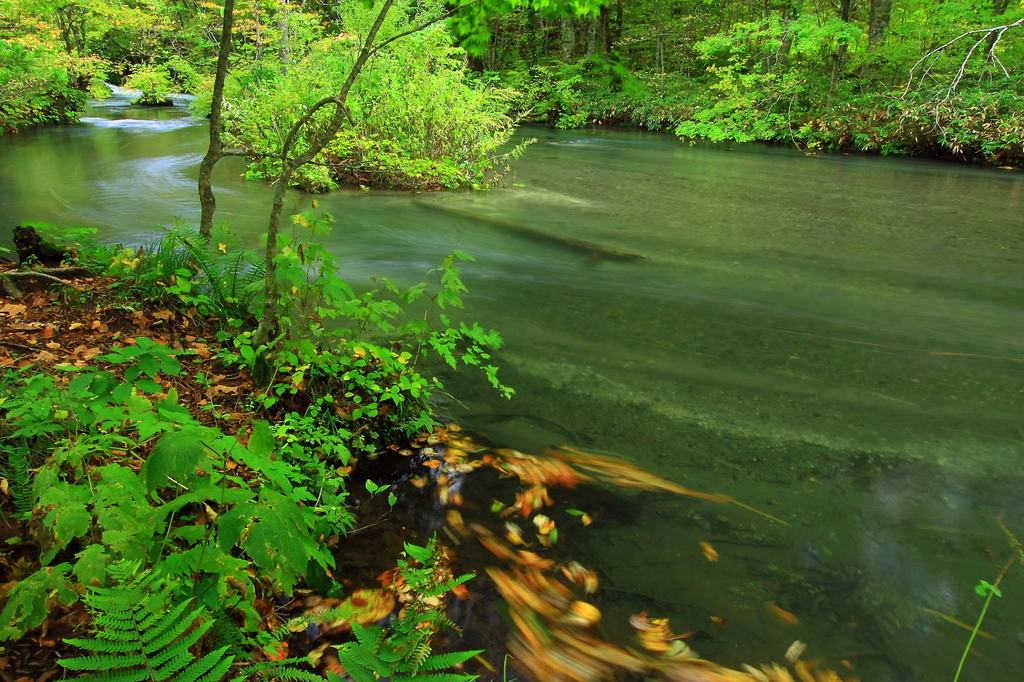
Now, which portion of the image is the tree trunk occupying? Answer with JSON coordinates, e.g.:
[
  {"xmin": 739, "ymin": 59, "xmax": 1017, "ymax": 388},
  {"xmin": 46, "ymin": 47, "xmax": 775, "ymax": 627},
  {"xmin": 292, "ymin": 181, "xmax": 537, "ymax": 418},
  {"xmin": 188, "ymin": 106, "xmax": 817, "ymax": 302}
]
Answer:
[
  {"xmin": 827, "ymin": 0, "xmax": 852, "ymax": 106},
  {"xmin": 868, "ymin": 0, "xmax": 891, "ymax": 46},
  {"xmin": 599, "ymin": 6, "xmax": 612, "ymax": 53},
  {"xmin": 985, "ymin": 0, "xmax": 1012, "ymax": 57},
  {"xmin": 585, "ymin": 13, "xmax": 597, "ymax": 57},
  {"xmin": 198, "ymin": 0, "xmax": 235, "ymax": 240},
  {"xmin": 777, "ymin": 1, "xmax": 801, "ymax": 66},
  {"xmin": 256, "ymin": 0, "xmax": 396, "ymax": 347},
  {"xmin": 561, "ymin": 16, "xmax": 575, "ymax": 63},
  {"xmin": 278, "ymin": 0, "xmax": 291, "ymax": 74}
]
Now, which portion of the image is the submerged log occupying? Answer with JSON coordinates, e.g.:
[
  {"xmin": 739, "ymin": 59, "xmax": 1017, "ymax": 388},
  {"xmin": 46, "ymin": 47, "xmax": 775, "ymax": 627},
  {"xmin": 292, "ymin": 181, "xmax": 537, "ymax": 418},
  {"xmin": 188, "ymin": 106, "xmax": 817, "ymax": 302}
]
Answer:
[{"xmin": 416, "ymin": 200, "xmax": 644, "ymax": 261}]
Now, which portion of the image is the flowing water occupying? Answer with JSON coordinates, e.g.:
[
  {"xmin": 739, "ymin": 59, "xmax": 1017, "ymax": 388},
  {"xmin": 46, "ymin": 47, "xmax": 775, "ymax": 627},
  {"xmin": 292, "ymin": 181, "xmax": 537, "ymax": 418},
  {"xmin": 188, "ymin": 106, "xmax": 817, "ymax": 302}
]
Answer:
[{"xmin": 2, "ymin": 95, "xmax": 1024, "ymax": 681}]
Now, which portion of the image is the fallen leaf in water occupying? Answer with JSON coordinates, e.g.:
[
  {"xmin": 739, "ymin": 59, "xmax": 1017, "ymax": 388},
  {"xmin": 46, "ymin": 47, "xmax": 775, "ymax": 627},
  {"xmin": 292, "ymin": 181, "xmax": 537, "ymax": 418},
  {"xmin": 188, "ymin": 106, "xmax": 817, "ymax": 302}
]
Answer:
[
  {"xmin": 841, "ymin": 659, "xmax": 856, "ymax": 670},
  {"xmin": 785, "ymin": 639, "xmax": 807, "ymax": 662},
  {"xmin": 700, "ymin": 541, "xmax": 719, "ymax": 562},
  {"xmin": 767, "ymin": 603, "xmax": 800, "ymax": 625},
  {"xmin": 710, "ymin": 616, "xmax": 729, "ymax": 626},
  {"xmin": 568, "ymin": 601, "xmax": 601, "ymax": 625},
  {"xmin": 422, "ymin": 459, "xmax": 442, "ymax": 469}
]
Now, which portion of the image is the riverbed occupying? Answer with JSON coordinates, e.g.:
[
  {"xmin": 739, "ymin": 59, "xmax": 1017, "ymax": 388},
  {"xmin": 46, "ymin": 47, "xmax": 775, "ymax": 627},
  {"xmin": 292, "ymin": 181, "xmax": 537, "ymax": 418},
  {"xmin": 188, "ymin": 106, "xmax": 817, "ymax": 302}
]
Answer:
[{"xmin": 1, "ymin": 95, "xmax": 1022, "ymax": 681}]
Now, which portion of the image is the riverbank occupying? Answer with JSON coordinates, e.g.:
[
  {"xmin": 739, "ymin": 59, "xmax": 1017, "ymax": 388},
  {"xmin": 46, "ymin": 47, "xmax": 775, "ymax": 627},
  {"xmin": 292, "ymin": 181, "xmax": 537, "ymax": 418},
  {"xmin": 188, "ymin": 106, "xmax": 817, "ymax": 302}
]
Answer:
[{"xmin": 508, "ymin": 82, "xmax": 1024, "ymax": 168}]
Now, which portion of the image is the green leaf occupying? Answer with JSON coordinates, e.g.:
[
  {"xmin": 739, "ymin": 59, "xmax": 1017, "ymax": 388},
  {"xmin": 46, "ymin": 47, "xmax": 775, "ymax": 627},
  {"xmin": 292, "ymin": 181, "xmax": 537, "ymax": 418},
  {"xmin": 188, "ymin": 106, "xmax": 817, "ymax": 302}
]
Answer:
[
  {"xmin": 74, "ymin": 545, "xmax": 109, "ymax": 587},
  {"xmin": 976, "ymin": 580, "xmax": 1002, "ymax": 598},
  {"xmin": 143, "ymin": 427, "xmax": 209, "ymax": 493},
  {"xmin": 404, "ymin": 543, "xmax": 433, "ymax": 564}
]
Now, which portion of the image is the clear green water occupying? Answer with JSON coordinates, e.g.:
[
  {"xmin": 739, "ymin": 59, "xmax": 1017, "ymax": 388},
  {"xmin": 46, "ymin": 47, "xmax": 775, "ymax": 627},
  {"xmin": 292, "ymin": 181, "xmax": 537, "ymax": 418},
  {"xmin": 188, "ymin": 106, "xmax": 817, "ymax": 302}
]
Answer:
[{"xmin": 2, "ymin": 97, "xmax": 1023, "ymax": 681}]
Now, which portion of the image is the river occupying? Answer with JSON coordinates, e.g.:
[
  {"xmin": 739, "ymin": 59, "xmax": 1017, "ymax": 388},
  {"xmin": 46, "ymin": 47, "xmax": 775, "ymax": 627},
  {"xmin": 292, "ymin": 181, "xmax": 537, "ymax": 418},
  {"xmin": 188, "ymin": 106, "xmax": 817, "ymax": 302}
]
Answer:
[{"xmin": 2, "ymin": 95, "xmax": 1023, "ymax": 681}]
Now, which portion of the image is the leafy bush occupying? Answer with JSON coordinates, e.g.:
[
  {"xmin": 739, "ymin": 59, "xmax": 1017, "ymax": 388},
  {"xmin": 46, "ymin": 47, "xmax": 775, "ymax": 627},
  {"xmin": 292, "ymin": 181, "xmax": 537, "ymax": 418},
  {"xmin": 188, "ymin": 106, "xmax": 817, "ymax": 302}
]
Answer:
[
  {"xmin": 124, "ymin": 63, "xmax": 174, "ymax": 105},
  {"xmin": 0, "ymin": 38, "xmax": 107, "ymax": 132},
  {"xmin": 218, "ymin": 10, "xmax": 522, "ymax": 191}
]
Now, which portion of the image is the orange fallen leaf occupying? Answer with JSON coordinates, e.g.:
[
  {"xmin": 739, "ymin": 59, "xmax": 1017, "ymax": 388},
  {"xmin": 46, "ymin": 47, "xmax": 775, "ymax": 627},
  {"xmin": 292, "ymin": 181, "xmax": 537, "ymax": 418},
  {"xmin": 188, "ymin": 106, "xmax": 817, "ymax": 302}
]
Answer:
[
  {"xmin": 264, "ymin": 641, "xmax": 288, "ymax": 660},
  {"xmin": 841, "ymin": 659, "xmax": 856, "ymax": 670},
  {"xmin": 699, "ymin": 541, "xmax": 719, "ymax": 562},
  {"xmin": 90, "ymin": 320, "xmax": 101, "ymax": 329},
  {"xmin": 767, "ymin": 602, "xmax": 800, "ymax": 625},
  {"xmin": 422, "ymin": 459, "xmax": 442, "ymax": 468},
  {"xmin": 42, "ymin": 327, "xmax": 53, "ymax": 338},
  {"xmin": 710, "ymin": 616, "xmax": 729, "ymax": 626}
]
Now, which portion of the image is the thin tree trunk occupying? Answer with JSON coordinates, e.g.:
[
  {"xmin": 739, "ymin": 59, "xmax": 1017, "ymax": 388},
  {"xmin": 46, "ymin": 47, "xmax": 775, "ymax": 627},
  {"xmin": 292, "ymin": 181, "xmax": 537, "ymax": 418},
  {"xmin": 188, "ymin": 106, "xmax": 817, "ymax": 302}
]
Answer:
[
  {"xmin": 561, "ymin": 16, "xmax": 575, "ymax": 63},
  {"xmin": 198, "ymin": 0, "xmax": 235, "ymax": 240},
  {"xmin": 868, "ymin": 0, "xmax": 891, "ymax": 46},
  {"xmin": 256, "ymin": 0, "xmax": 396, "ymax": 347},
  {"xmin": 585, "ymin": 13, "xmax": 597, "ymax": 57},
  {"xmin": 777, "ymin": 1, "xmax": 801, "ymax": 66},
  {"xmin": 278, "ymin": 0, "xmax": 291, "ymax": 74},
  {"xmin": 985, "ymin": 0, "xmax": 1012, "ymax": 56},
  {"xmin": 827, "ymin": 0, "xmax": 852, "ymax": 106},
  {"xmin": 599, "ymin": 6, "xmax": 611, "ymax": 53}
]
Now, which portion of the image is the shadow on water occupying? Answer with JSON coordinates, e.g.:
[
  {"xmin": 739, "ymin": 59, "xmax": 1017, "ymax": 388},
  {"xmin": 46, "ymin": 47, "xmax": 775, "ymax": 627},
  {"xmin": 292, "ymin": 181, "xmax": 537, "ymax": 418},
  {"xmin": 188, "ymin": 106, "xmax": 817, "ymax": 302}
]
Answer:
[{"xmin": 2, "ymin": 104, "xmax": 1024, "ymax": 680}]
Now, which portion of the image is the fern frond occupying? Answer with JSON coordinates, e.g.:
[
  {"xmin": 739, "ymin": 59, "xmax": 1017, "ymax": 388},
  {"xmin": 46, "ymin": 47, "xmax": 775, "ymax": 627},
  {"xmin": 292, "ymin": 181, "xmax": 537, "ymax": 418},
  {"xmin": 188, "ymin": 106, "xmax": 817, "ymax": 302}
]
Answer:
[
  {"xmin": 59, "ymin": 565, "xmax": 233, "ymax": 682},
  {"xmin": 420, "ymin": 574, "xmax": 473, "ymax": 600},
  {"xmin": 392, "ymin": 673, "xmax": 475, "ymax": 682},
  {"xmin": 61, "ymin": 653, "xmax": 149, "ymax": 671},
  {"xmin": 229, "ymin": 658, "xmax": 323, "ymax": 682},
  {"xmin": 417, "ymin": 650, "xmax": 484, "ymax": 671}
]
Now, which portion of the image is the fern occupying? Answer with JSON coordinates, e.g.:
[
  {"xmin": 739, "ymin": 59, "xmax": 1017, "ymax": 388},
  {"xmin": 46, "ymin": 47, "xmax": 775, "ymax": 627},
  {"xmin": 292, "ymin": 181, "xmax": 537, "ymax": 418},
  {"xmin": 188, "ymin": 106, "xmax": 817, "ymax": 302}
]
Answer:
[
  {"xmin": 59, "ymin": 562, "xmax": 234, "ymax": 682},
  {"xmin": 329, "ymin": 539, "xmax": 482, "ymax": 682},
  {"xmin": 334, "ymin": 624, "xmax": 480, "ymax": 682},
  {"xmin": 229, "ymin": 658, "xmax": 323, "ymax": 682},
  {"xmin": 0, "ymin": 446, "xmax": 34, "ymax": 519}
]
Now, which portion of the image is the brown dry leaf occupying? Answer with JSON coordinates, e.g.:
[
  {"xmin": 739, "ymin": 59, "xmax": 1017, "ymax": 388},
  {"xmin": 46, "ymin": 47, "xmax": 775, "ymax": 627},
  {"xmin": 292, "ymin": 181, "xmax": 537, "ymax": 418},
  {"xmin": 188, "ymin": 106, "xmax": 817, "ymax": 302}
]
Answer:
[
  {"xmin": 0, "ymin": 304, "xmax": 26, "ymax": 316},
  {"xmin": 9, "ymin": 322, "xmax": 42, "ymax": 331},
  {"xmin": 210, "ymin": 385, "xmax": 239, "ymax": 395},
  {"xmin": 152, "ymin": 310, "xmax": 174, "ymax": 321},
  {"xmin": 45, "ymin": 342, "xmax": 61, "ymax": 350},
  {"xmin": 700, "ymin": 541, "xmax": 719, "ymax": 562},
  {"xmin": 35, "ymin": 350, "xmax": 57, "ymax": 363},
  {"xmin": 192, "ymin": 343, "xmax": 211, "ymax": 358}
]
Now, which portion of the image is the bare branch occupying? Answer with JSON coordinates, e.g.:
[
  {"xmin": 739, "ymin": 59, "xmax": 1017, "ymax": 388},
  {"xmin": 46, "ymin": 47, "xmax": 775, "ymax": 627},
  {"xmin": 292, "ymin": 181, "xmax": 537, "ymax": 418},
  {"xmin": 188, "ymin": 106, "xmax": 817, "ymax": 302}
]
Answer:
[{"xmin": 903, "ymin": 16, "xmax": 1024, "ymax": 100}]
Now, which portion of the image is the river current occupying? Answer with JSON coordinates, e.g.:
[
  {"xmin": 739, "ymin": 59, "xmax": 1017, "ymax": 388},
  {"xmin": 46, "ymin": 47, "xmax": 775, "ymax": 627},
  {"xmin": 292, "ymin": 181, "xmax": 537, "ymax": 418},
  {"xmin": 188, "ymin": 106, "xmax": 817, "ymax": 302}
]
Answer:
[{"xmin": 2, "ymin": 95, "xmax": 1023, "ymax": 681}]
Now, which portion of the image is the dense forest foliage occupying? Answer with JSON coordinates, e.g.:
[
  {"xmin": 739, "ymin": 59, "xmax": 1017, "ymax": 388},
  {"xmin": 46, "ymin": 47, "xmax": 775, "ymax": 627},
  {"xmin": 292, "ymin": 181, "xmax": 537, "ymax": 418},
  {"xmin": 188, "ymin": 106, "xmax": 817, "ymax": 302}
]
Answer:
[{"xmin": 4, "ymin": 0, "xmax": 1024, "ymax": 167}]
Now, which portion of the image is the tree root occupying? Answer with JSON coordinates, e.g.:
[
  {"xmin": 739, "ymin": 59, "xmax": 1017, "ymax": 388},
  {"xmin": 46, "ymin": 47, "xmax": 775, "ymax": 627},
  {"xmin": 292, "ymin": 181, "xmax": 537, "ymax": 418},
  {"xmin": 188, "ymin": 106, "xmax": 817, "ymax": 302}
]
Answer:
[{"xmin": 0, "ymin": 267, "xmax": 94, "ymax": 299}]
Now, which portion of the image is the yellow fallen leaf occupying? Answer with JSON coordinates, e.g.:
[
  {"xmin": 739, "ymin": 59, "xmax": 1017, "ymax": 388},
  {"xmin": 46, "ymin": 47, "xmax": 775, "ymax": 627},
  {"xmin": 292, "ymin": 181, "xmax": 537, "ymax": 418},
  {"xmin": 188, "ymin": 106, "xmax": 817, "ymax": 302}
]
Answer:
[
  {"xmin": 700, "ymin": 541, "xmax": 719, "ymax": 562},
  {"xmin": 69, "ymin": 322, "xmax": 84, "ymax": 330},
  {"xmin": 218, "ymin": 242, "xmax": 227, "ymax": 252}
]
